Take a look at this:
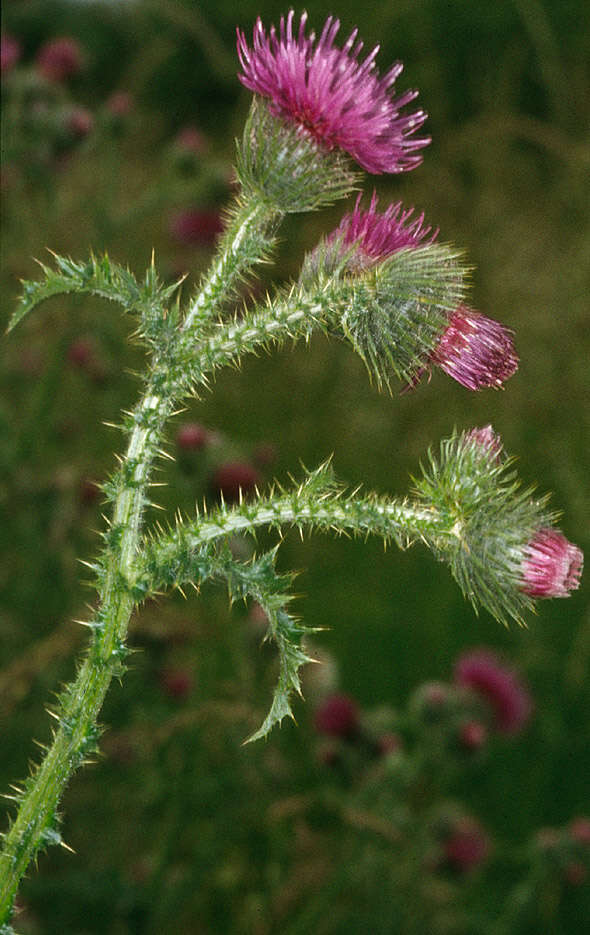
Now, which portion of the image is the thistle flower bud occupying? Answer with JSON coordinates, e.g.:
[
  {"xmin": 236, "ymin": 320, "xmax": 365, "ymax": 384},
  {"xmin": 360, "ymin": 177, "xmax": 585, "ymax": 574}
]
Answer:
[
  {"xmin": 463, "ymin": 424, "xmax": 503, "ymax": 462},
  {"xmin": 520, "ymin": 528, "xmax": 583, "ymax": 598},
  {"xmin": 430, "ymin": 306, "xmax": 519, "ymax": 390}
]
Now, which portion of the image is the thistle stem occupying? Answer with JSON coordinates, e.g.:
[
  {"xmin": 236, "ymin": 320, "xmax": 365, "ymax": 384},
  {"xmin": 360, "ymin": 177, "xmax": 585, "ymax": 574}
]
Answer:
[
  {"xmin": 182, "ymin": 196, "xmax": 282, "ymax": 334},
  {"xmin": 0, "ymin": 386, "xmax": 170, "ymax": 920}
]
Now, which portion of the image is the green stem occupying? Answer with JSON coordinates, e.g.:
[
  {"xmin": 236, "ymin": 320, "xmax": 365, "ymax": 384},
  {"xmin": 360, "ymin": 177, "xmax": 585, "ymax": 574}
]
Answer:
[
  {"xmin": 182, "ymin": 196, "xmax": 282, "ymax": 334},
  {"xmin": 139, "ymin": 491, "xmax": 453, "ymax": 596},
  {"xmin": 0, "ymin": 385, "xmax": 170, "ymax": 921}
]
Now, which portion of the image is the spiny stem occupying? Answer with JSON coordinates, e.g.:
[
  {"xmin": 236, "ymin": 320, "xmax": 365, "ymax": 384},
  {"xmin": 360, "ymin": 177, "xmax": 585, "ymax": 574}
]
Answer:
[
  {"xmin": 182, "ymin": 196, "xmax": 282, "ymax": 334},
  {"xmin": 0, "ymin": 386, "xmax": 170, "ymax": 920},
  {"xmin": 139, "ymin": 491, "xmax": 455, "ymax": 596}
]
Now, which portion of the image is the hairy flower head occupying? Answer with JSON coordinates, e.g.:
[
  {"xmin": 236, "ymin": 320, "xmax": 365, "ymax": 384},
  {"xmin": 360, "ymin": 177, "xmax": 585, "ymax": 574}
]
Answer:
[{"xmin": 237, "ymin": 11, "xmax": 429, "ymax": 174}]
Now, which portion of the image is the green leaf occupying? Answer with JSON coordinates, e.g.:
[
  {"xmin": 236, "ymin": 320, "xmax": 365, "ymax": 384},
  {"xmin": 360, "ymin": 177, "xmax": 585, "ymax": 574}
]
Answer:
[{"xmin": 7, "ymin": 251, "xmax": 184, "ymax": 336}]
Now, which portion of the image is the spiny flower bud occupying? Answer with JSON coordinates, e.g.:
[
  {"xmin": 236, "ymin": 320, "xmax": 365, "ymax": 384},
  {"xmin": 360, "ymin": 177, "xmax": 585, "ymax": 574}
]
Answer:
[
  {"xmin": 463, "ymin": 424, "xmax": 503, "ymax": 462},
  {"xmin": 520, "ymin": 528, "xmax": 583, "ymax": 598}
]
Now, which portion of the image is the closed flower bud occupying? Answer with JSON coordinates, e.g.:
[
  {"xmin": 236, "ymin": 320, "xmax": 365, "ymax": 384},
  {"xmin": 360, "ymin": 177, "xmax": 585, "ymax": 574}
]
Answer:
[
  {"xmin": 521, "ymin": 528, "xmax": 583, "ymax": 598},
  {"xmin": 431, "ymin": 306, "xmax": 518, "ymax": 390}
]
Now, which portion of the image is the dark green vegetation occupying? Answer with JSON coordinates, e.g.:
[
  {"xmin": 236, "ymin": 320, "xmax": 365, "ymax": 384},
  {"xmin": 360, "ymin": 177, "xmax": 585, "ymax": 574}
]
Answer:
[{"xmin": 2, "ymin": 1, "xmax": 589, "ymax": 931}]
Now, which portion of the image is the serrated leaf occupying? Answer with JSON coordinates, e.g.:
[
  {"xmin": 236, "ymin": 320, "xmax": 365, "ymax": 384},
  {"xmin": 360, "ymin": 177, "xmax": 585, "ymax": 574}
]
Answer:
[{"xmin": 7, "ymin": 251, "xmax": 184, "ymax": 336}]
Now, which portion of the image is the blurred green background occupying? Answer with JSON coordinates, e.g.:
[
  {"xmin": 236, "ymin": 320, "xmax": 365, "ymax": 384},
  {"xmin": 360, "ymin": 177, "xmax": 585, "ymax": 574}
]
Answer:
[{"xmin": 1, "ymin": 0, "xmax": 589, "ymax": 931}]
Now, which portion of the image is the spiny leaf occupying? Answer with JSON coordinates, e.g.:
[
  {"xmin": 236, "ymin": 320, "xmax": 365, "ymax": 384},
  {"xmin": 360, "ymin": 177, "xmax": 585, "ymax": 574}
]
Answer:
[{"xmin": 7, "ymin": 251, "xmax": 184, "ymax": 335}]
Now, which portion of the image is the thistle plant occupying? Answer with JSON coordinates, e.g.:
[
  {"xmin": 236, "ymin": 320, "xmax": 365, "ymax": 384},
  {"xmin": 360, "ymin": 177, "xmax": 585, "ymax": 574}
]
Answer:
[{"xmin": 0, "ymin": 10, "xmax": 583, "ymax": 924}]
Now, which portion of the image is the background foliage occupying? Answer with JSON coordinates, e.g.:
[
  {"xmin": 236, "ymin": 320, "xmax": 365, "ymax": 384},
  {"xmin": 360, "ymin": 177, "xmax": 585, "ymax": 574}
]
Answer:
[{"xmin": 1, "ymin": 0, "xmax": 589, "ymax": 931}]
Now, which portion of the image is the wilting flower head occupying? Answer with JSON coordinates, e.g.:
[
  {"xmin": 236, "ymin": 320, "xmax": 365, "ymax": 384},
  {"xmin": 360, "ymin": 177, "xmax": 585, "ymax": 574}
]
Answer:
[
  {"xmin": 521, "ymin": 528, "xmax": 583, "ymax": 598},
  {"xmin": 237, "ymin": 11, "xmax": 429, "ymax": 174},
  {"xmin": 431, "ymin": 306, "xmax": 519, "ymax": 390},
  {"xmin": 36, "ymin": 37, "xmax": 83, "ymax": 82},
  {"xmin": 332, "ymin": 192, "xmax": 437, "ymax": 269},
  {"xmin": 454, "ymin": 648, "xmax": 533, "ymax": 734}
]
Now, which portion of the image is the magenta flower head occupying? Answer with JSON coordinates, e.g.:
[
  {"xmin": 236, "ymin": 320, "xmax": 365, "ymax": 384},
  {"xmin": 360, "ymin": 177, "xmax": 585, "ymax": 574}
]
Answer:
[
  {"xmin": 335, "ymin": 191, "xmax": 437, "ymax": 268},
  {"xmin": 237, "ymin": 11, "xmax": 429, "ymax": 175},
  {"xmin": 521, "ymin": 528, "xmax": 583, "ymax": 598},
  {"xmin": 430, "ymin": 306, "xmax": 519, "ymax": 391},
  {"xmin": 454, "ymin": 648, "xmax": 533, "ymax": 735}
]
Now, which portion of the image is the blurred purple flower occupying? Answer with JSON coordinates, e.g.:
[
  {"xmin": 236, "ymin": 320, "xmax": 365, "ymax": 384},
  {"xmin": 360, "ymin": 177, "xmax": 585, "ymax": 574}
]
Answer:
[
  {"xmin": 66, "ymin": 106, "xmax": 94, "ymax": 138},
  {"xmin": 443, "ymin": 816, "xmax": 490, "ymax": 872},
  {"xmin": 211, "ymin": 461, "xmax": 261, "ymax": 502},
  {"xmin": 314, "ymin": 693, "xmax": 360, "ymax": 738},
  {"xmin": 37, "ymin": 37, "xmax": 83, "ymax": 82},
  {"xmin": 1, "ymin": 34, "xmax": 21, "ymax": 74},
  {"xmin": 237, "ymin": 11, "xmax": 429, "ymax": 174},
  {"xmin": 454, "ymin": 648, "xmax": 533, "ymax": 735},
  {"xmin": 176, "ymin": 422, "xmax": 210, "ymax": 452},
  {"xmin": 106, "ymin": 91, "xmax": 133, "ymax": 117},
  {"xmin": 521, "ymin": 528, "xmax": 583, "ymax": 598},
  {"xmin": 169, "ymin": 209, "xmax": 224, "ymax": 246},
  {"xmin": 175, "ymin": 125, "xmax": 208, "ymax": 155}
]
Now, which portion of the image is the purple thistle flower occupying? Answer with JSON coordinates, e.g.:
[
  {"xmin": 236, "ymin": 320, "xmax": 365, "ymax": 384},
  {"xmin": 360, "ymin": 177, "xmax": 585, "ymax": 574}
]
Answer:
[
  {"xmin": 334, "ymin": 191, "xmax": 437, "ymax": 267},
  {"xmin": 431, "ymin": 306, "xmax": 519, "ymax": 390},
  {"xmin": 237, "ymin": 11, "xmax": 429, "ymax": 174},
  {"xmin": 454, "ymin": 648, "xmax": 533, "ymax": 735},
  {"xmin": 521, "ymin": 528, "xmax": 583, "ymax": 598}
]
